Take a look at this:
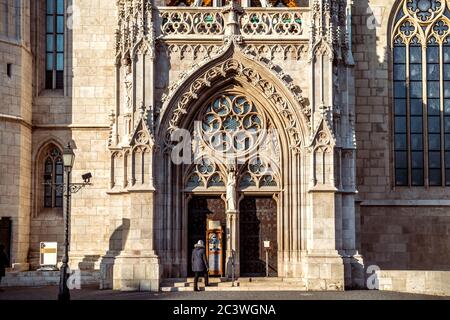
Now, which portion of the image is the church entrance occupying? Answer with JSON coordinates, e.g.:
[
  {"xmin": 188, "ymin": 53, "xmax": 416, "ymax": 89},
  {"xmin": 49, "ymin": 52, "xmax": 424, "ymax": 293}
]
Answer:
[
  {"xmin": 187, "ymin": 196, "xmax": 226, "ymax": 277},
  {"xmin": 239, "ymin": 197, "xmax": 278, "ymax": 277}
]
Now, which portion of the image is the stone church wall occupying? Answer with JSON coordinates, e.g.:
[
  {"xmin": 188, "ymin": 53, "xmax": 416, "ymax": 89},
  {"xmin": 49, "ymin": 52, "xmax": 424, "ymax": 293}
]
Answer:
[
  {"xmin": 0, "ymin": 0, "xmax": 32, "ymax": 271},
  {"xmin": 354, "ymin": 0, "xmax": 450, "ymax": 296}
]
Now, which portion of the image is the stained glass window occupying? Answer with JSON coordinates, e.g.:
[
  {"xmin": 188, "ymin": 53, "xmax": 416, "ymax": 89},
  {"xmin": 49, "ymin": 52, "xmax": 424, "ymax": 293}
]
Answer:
[{"xmin": 393, "ymin": 0, "xmax": 450, "ymax": 187}]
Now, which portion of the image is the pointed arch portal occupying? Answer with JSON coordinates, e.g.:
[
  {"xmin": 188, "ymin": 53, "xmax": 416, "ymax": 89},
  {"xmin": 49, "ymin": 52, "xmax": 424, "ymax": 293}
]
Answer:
[{"xmin": 154, "ymin": 46, "xmax": 309, "ymax": 278}]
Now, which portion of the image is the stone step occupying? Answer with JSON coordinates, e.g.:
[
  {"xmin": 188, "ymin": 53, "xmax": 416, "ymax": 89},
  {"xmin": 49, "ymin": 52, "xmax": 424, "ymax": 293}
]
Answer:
[
  {"xmin": 160, "ymin": 277, "xmax": 307, "ymax": 292},
  {"xmin": 161, "ymin": 285, "xmax": 307, "ymax": 292}
]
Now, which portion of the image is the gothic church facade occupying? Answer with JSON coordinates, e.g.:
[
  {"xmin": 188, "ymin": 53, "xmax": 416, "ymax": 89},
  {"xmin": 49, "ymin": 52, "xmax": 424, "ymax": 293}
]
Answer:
[{"xmin": 0, "ymin": 0, "xmax": 449, "ymax": 295}]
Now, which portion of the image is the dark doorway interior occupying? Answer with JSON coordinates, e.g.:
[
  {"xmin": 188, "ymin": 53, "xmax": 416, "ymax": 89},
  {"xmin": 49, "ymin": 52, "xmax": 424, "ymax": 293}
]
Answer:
[
  {"xmin": 0, "ymin": 217, "xmax": 12, "ymax": 266},
  {"xmin": 239, "ymin": 197, "xmax": 277, "ymax": 277},
  {"xmin": 188, "ymin": 197, "xmax": 226, "ymax": 277}
]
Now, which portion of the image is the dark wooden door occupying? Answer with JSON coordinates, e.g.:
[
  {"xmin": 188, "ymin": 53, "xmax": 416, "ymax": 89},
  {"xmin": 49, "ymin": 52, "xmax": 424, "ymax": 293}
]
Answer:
[
  {"xmin": 188, "ymin": 197, "xmax": 226, "ymax": 276},
  {"xmin": 239, "ymin": 197, "xmax": 277, "ymax": 277},
  {"xmin": 0, "ymin": 217, "xmax": 12, "ymax": 265}
]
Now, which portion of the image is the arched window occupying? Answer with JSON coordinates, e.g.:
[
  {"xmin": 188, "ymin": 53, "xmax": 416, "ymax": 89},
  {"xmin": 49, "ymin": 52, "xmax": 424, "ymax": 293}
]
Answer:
[
  {"xmin": 392, "ymin": 0, "xmax": 450, "ymax": 187},
  {"xmin": 46, "ymin": 0, "xmax": 65, "ymax": 89},
  {"xmin": 43, "ymin": 148, "xmax": 64, "ymax": 208}
]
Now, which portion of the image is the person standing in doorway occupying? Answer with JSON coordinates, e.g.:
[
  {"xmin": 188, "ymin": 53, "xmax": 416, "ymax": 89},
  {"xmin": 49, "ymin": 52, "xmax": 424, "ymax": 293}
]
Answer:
[
  {"xmin": 0, "ymin": 244, "xmax": 10, "ymax": 290},
  {"xmin": 192, "ymin": 240, "xmax": 209, "ymax": 292}
]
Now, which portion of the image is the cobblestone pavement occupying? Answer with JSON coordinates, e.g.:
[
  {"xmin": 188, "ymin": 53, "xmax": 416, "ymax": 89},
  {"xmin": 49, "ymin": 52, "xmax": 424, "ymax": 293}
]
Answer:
[{"xmin": 0, "ymin": 286, "xmax": 448, "ymax": 300}]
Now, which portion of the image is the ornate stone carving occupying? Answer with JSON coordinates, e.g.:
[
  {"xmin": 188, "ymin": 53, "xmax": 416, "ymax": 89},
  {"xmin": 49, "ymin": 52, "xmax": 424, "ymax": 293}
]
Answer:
[
  {"xmin": 116, "ymin": 0, "xmax": 154, "ymax": 58},
  {"xmin": 123, "ymin": 60, "xmax": 133, "ymax": 112},
  {"xmin": 309, "ymin": 0, "xmax": 349, "ymax": 63},
  {"xmin": 239, "ymin": 157, "xmax": 279, "ymax": 189},
  {"xmin": 108, "ymin": 110, "xmax": 117, "ymax": 147},
  {"xmin": 240, "ymin": 10, "xmax": 304, "ymax": 36},
  {"xmin": 309, "ymin": 107, "xmax": 336, "ymax": 149},
  {"xmin": 243, "ymin": 44, "xmax": 309, "ymax": 61},
  {"xmin": 162, "ymin": 43, "xmax": 222, "ymax": 61},
  {"xmin": 185, "ymin": 158, "xmax": 226, "ymax": 189},
  {"xmin": 114, "ymin": 0, "xmax": 155, "ymax": 150},
  {"xmin": 160, "ymin": 56, "xmax": 310, "ymax": 153},
  {"xmin": 160, "ymin": 9, "xmax": 226, "ymax": 36},
  {"xmin": 226, "ymin": 169, "xmax": 237, "ymax": 211}
]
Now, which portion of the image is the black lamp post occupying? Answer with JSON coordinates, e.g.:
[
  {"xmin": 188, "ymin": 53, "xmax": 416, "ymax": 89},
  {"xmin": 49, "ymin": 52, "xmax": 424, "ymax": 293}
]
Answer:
[
  {"xmin": 56, "ymin": 143, "xmax": 92, "ymax": 302},
  {"xmin": 59, "ymin": 143, "xmax": 75, "ymax": 302}
]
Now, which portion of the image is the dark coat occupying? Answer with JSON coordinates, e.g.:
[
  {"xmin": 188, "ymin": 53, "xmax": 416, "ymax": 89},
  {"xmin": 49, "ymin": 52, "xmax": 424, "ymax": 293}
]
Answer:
[
  {"xmin": 191, "ymin": 247, "xmax": 208, "ymax": 272},
  {"xmin": 0, "ymin": 251, "xmax": 9, "ymax": 277}
]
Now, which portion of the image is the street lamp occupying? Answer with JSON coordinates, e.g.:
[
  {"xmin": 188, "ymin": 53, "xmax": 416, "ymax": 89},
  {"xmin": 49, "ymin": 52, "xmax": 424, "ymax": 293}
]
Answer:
[
  {"xmin": 58, "ymin": 143, "xmax": 74, "ymax": 301},
  {"xmin": 56, "ymin": 143, "xmax": 92, "ymax": 302},
  {"xmin": 63, "ymin": 143, "xmax": 75, "ymax": 169}
]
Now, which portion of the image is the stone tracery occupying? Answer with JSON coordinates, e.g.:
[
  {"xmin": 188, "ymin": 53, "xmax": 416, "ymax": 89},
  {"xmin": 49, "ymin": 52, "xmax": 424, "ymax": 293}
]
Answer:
[{"xmin": 159, "ymin": 55, "xmax": 310, "ymax": 154}]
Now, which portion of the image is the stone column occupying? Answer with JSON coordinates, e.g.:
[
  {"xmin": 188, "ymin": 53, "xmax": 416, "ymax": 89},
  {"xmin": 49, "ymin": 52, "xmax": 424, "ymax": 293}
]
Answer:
[{"xmin": 226, "ymin": 210, "xmax": 239, "ymax": 278}]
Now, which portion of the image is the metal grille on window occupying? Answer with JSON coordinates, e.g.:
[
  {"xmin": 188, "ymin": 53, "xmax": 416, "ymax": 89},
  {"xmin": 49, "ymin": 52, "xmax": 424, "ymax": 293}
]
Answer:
[
  {"xmin": 46, "ymin": 0, "xmax": 64, "ymax": 90},
  {"xmin": 393, "ymin": 0, "xmax": 450, "ymax": 187}
]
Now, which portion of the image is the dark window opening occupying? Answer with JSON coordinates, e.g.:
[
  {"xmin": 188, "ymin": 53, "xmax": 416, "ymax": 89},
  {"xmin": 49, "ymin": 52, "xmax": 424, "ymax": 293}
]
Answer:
[
  {"xmin": 45, "ymin": 0, "xmax": 64, "ymax": 90},
  {"xmin": 6, "ymin": 63, "xmax": 12, "ymax": 78}
]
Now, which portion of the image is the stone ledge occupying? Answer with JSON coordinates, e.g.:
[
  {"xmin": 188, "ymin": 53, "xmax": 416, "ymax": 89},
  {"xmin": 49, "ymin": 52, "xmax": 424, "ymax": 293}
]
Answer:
[
  {"xmin": 0, "ymin": 271, "xmax": 100, "ymax": 288},
  {"xmin": 361, "ymin": 200, "xmax": 450, "ymax": 207}
]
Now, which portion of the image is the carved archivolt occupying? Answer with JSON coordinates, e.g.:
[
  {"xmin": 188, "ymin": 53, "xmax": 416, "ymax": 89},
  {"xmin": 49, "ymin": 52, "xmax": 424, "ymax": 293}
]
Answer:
[{"xmin": 159, "ymin": 56, "xmax": 310, "ymax": 153}]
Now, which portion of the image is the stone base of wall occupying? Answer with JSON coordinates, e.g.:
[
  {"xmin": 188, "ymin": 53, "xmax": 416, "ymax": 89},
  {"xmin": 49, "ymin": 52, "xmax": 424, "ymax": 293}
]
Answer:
[
  {"xmin": 100, "ymin": 252, "xmax": 160, "ymax": 292},
  {"xmin": 302, "ymin": 253, "xmax": 345, "ymax": 291},
  {"xmin": 373, "ymin": 270, "xmax": 450, "ymax": 297},
  {"xmin": 0, "ymin": 270, "xmax": 100, "ymax": 288}
]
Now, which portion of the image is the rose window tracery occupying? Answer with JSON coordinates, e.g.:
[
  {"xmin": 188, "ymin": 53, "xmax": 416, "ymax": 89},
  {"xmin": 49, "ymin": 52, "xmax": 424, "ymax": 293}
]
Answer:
[{"xmin": 200, "ymin": 94, "xmax": 265, "ymax": 155}]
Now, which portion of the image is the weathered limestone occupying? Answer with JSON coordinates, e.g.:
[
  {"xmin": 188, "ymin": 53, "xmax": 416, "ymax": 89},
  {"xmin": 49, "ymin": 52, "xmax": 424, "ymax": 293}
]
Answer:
[
  {"xmin": 0, "ymin": 0, "xmax": 32, "ymax": 272},
  {"xmin": 353, "ymin": 0, "xmax": 450, "ymax": 296}
]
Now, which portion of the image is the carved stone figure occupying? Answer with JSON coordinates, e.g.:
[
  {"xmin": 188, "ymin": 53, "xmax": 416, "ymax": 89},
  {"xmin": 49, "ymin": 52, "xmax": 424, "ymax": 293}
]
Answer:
[
  {"xmin": 226, "ymin": 169, "xmax": 237, "ymax": 211},
  {"xmin": 123, "ymin": 61, "xmax": 133, "ymax": 112}
]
